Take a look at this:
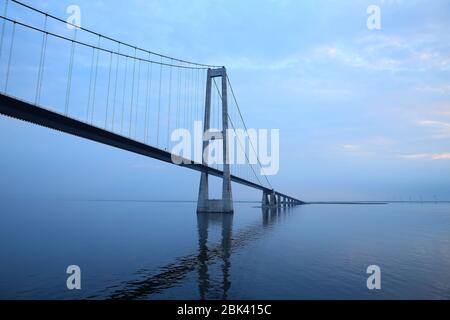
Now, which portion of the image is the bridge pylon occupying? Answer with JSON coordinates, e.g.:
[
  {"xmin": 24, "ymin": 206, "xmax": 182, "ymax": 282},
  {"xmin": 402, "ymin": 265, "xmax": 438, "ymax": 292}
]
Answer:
[{"xmin": 197, "ymin": 67, "xmax": 233, "ymax": 214}]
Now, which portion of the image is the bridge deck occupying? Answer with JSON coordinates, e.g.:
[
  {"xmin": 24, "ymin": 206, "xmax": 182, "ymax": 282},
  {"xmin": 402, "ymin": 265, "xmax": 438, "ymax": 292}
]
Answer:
[{"xmin": 0, "ymin": 94, "xmax": 302, "ymax": 203}]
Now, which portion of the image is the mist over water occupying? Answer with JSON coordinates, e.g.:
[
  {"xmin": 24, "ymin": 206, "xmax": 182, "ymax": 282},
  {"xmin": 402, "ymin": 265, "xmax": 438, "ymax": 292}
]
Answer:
[{"xmin": 0, "ymin": 200, "xmax": 449, "ymax": 300}]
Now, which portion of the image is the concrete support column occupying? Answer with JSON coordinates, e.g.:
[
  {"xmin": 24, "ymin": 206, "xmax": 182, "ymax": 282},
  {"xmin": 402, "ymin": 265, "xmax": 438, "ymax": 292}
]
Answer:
[
  {"xmin": 197, "ymin": 67, "xmax": 233, "ymax": 213},
  {"xmin": 197, "ymin": 69, "xmax": 212, "ymax": 213},
  {"xmin": 262, "ymin": 191, "xmax": 270, "ymax": 207},
  {"xmin": 221, "ymin": 67, "xmax": 233, "ymax": 213},
  {"xmin": 269, "ymin": 192, "xmax": 277, "ymax": 207}
]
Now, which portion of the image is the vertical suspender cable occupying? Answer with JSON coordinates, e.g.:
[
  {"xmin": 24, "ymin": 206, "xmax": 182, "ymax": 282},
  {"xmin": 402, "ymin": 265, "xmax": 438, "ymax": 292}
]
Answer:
[
  {"xmin": 143, "ymin": 54, "xmax": 150, "ymax": 143},
  {"xmin": 216, "ymin": 78, "xmax": 220, "ymax": 170},
  {"xmin": 104, "ymin": 50, "xmax": 113, "ymax": 128},
  {"xmin": 191, "ymin": 67, "xmax": 195, "ymax": 135},
  {"xmin": 156, "ymin": 56, "xmax": 163, "ymax": 146},
  {"xmin": 129, "ymin": 47, "xmax": 136, "ymax": 137},
  {"xmin": 188, "ymin": 66, "xmax": 192, "ymax": 131},
  {"xmin": 111, "ymin": 43, "xmax": 120, "ymax": 131},
  {"xmin": 86, "ymin": 46, "xmax": 95, "ymax": 121},
  {"xmin": 192, "ymin": 69, "xmax": 198, "ymax": 121},
  {"xmin": 176, "ymin": 66, "xmax": 181, "ymax": 129},
  {"xmin": 90, "ymin": 35, "xmax": 101, "ymax": 124},
  {"xmin": 188, "ymin": 67, "xmax": 192, "ymax": 135},
  {"xmin": 201, "ymin": 69, "xmax": 205, "ymax": 126},
  {"xmin": 217, "ymin": 79, "xmax": 220, "ymax": 130},
  {"xmin": 196, "ymin": 69, "xmax": 200, "ymax": 121},
  {"xmin": 186, "ymin": 66, "xmax": 191, "ymax": 135},
  {"xmin": 64, "ymin": 28, "xmax": 77, "ymax": 116},
  {"xmin": 134, "ymin": 57, "xmax": 141, "ymax": 139},
  {"xmin": 194, "ymin": 68, "xmax": 197, "ymax": 122},
  {"xmin": 120, "ymin": 56, "xmax": 128, "ymax": 134},
  {"xmin": 144, "ymin": 54, "xmax": 152, "ymax": 143},
  {"xmin": 4, "ymin": 20, "xmax": 15, "ymax": 93},
  {"xmin": 0, "ymin": 0, "xmax": 9, "ymax": 65},
  {"xmin": 35, "ymin": 14, "xmax": 47, "ymax": 104},
  {"xmin": 166, "ymin": 59, "xmax": 173, "ymax": 150},
  {"xmin": 183, "ymin": 66, "xmax": 188, "ymax": 131}
]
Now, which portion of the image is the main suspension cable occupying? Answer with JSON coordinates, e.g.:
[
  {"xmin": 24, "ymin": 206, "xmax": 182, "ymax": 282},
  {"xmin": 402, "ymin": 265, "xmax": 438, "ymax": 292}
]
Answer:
[{"xmin": 11, "ymin": 0, "xmax": 220, "ymax": 69}]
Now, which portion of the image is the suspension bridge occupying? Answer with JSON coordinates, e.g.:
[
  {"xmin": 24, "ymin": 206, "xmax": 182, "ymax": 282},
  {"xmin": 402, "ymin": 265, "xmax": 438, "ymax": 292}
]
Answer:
[{"xmin": 0, "ymin": 0, "xmax": 303, "ymax": 212}]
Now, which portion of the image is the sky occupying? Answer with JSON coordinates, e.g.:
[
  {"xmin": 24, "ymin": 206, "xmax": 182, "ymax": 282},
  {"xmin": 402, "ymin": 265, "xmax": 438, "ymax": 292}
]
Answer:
[{"xmin": 0, "ymin": 0, "xmax": 449, "ymax": 201}]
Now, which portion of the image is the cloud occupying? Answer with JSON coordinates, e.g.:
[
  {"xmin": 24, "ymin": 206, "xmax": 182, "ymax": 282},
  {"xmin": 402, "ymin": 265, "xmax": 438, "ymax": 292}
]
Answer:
[
  {"xmin": 417, "ymin": 119, "xmax": 450, "ymax": 138},
  {"xmin": 433, "ymin": 153, "xmax": 450, "ymax": 160},
  {"xmin": 218, "ymin": 55, "xmax": 303, "ymax": 71},
  {"xmin": 380, "ymin": 0, "xmax": 428, "ymax": 5},
  {"xmin": 223, "ymin": 33, "xmax": 450, "ymax": 74},
  {"xmin": 400, "ymin": 153, "xmax": 450, "ymax": 160},
  {"xmin": 416, "ymin": 85, "xmax": 450, "ymax": 94},
  {"xmin": 437, "ymin": 111, "xmax": 450, "ymax": 116},
  {"xmin": 340, "ymin": 144, "xmax": 362, "ymax": 151},
  {"xmin": 417, "ymin": 120, "xmax": 450, "ymax": 126},
  {"xmin": 317, "ymin": 33, "xmax": 450, "ymax": 72},
  {"xmin": 337, "ymin": 137, "xmax": 396, "ymax": 157}
]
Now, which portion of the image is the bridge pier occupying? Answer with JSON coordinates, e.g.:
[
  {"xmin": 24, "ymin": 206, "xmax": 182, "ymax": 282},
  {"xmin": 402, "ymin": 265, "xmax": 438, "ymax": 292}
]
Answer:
[
  {"xmin": 262, "ymin": 191, "xmax": 270, "ymax": 207},
  {"xmin": 269, "ymin": 192, "xmax": 277, "ymax": 207},
  {"xmin": 197, "ymin": 67, "xmax": 233, "ymax": 214},
  {"xmin": 261, "ymin": 191, "xmax": 305, "ymax": 208}
]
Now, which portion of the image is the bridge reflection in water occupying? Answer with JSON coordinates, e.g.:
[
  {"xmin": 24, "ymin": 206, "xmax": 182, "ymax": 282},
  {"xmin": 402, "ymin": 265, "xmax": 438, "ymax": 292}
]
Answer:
[{"xmin": 97, "ymin": 206, "xmax": 294, "ymax": 300}]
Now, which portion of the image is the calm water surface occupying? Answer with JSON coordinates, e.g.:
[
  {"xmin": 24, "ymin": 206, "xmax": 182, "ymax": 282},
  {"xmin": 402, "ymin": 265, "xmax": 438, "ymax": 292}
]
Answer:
[{"xmin": 0, "ymin": 201, "xmax": 449, "ymax": 299}]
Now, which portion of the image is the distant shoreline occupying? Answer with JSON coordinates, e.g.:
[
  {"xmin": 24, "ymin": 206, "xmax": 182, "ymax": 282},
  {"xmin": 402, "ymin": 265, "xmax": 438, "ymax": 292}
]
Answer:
[{"xmin": 1, "ymin": 198, "xmax": 449, "ymax": 205}]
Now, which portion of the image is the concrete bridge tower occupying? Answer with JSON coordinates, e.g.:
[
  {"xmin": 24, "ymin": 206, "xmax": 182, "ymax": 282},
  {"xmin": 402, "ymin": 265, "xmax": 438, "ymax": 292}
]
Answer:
[{"xmin": 197, "ymin": 67, "xmax": 234, "ymax": 213}]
